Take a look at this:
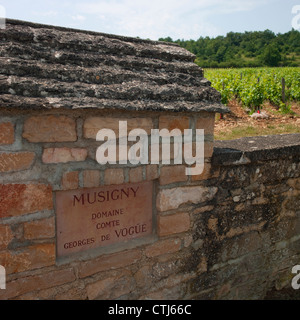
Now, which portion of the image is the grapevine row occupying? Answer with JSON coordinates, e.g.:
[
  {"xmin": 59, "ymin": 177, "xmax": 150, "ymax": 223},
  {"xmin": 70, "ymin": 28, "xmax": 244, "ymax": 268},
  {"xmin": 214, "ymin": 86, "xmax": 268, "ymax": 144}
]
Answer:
[{"xmin": 204, "ymin": 67, "xmax": 300, "ymax": 113}]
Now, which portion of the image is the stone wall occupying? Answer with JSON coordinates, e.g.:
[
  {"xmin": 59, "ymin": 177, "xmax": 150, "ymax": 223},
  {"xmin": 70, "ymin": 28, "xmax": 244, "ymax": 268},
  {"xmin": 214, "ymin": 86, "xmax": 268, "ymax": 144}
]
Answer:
[{"xmin": 0, "ymin": 106, "xmax": 299, "ymax": 300}]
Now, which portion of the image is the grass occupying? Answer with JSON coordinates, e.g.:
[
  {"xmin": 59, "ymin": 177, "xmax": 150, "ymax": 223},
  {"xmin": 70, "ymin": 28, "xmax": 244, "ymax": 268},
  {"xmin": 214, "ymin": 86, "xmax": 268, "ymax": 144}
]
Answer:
[{"xmin": 215, "ymin": 123, "xmax": 300, "ymax": 140}]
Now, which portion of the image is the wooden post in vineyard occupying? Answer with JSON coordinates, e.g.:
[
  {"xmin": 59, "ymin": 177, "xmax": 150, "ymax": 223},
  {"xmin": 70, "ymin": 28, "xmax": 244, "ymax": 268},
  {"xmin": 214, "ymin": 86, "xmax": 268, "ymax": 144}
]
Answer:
[
  {"xmin": 257, "ymin": 77, "xmax": 260, "ymax": 113},
  {"xmin": 281, "ymin": 77, "xmax": 286, "ymax": 103},
  {"xmin": 220, "ymin": 82, "xmax": 225, "ymax": 119}
]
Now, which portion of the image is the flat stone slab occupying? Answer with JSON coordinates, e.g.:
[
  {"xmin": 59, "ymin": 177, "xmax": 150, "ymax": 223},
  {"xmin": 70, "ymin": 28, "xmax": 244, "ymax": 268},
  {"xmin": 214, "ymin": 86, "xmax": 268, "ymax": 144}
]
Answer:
[
  {"xmin": 56, "ymin": 181, "xmax": 153, "ymax": 257},
  {"xmin": 213, "ymin": 134, "xmax": 300, "ymax": 165}
]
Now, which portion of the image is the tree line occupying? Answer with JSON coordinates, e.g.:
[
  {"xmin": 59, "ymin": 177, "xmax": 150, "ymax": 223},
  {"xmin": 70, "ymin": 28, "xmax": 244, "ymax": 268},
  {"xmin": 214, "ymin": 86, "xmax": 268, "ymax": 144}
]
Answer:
[{"xmin": 159, "ymin": 29, "xmax": 300, "ymax": 68}]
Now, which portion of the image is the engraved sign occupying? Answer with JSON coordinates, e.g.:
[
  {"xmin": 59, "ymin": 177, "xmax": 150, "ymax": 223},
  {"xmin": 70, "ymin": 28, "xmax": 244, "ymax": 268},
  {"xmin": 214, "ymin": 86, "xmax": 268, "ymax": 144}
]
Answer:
[{"xmin": 56, "ymin": 181, "xmax": 153, "ymax": 257}]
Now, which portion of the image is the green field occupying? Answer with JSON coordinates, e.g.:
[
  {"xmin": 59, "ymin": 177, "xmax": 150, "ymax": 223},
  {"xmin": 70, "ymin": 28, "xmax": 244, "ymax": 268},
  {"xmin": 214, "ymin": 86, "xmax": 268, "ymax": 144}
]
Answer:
[{"xmin": 204, "ymin": 67, "xmax": 300, "ymax": 113}]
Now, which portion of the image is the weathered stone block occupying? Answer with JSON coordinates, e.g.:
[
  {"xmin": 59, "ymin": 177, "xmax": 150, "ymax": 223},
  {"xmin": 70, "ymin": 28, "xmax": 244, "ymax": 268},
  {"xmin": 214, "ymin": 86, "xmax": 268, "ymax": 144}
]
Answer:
[
  {"xmin": 61, "ymin": 171, "xmax": 79, "ymax": 190},
  {"xmin": 156, "ymin": 186, "xmax": 218, "ymax": 212},
  {"xmin": 83, "ymin": 170, "xmax": 101, "ymax": 188},
  {"xmin": 104, "ymin": 168, "xmax": 124, "ymax": 185},
  {"xmin": 84, "ymin": 117, "xmax": 153, "ymax": 139},
  {"xmin": 129, "ymin": 166, "xmax": 143, "ymax": 183},
  {"xmin": 159, "ymin": 165, "xmax": 188, "ymax": 185},
  {"xmin": 24, "ymin": 217, "xmax": 55, "ymax": 240},
  {"xmin": 0, "ymin": 225, "xmax": 13, "ymax": 250},
  {"xmin": 42, "ymin": 148, "xmax": 87, "ymax": 163},
  {"xmin": 0, "ymin": 243, "xmax": 55, "ymax": 274},
  {"xmin": 0, "ymin": 122, "xmax": 14, "ymax": 145},
  {"xmin": 78, "ymin": 249, "xmax": 142, "ymax": 278},
  {"xmin": 196, "ymin": 114, "xmax": 215, "ymax": 135},
  {"xmin": 158, "ymin": 212, "xmax": 190, "ymax": 236},
  {"xmin": 0, "ymin": 183, "xmax": 53, "ymax": 218},
  {"xmin": 0, "ymin": 152, "xmax": 35, "ymax": 172},
  {"xmin": 144, "ymin": 238, "xmax": 181, "ymax": 257},
  {"xmin": 158, "ymin": 115, "xmax": 190, "ymax": 132},
  {"xmin": 23, "ymin": 115, "xmax": 77, "ymax": 142},
  {"xmin": 146, "ymin": 164, "xmax": 159, "ymax": 181}
]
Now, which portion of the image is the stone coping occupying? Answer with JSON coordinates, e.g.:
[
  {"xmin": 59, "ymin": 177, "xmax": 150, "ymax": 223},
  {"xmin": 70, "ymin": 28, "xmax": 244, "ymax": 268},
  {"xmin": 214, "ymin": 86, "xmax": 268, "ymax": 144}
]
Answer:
[{"xmin": 213, "ymin": 133, "xmax": 300, "ymax": 165}]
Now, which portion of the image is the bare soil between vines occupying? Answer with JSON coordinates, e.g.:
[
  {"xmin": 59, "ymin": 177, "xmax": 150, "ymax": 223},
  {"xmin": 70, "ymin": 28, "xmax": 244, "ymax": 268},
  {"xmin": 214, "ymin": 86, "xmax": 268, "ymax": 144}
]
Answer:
[{"xmin": 214, "ymin": 100, "xmax": 300, "ymax": 140}]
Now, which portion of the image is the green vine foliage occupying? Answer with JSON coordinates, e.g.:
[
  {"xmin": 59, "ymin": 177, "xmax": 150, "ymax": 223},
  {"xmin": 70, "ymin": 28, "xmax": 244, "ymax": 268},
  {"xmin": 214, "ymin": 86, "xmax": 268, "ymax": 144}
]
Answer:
[{"xmin": 205, "ymin": 67, "xmax": 300, "ymax": 113}]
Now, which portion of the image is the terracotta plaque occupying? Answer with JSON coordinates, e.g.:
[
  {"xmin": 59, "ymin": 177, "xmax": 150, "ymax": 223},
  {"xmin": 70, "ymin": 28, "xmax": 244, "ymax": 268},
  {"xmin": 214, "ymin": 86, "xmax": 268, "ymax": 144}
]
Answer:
[{"xmin": 56, "ymin": 181, "xmax": 153, "ymax": 257}]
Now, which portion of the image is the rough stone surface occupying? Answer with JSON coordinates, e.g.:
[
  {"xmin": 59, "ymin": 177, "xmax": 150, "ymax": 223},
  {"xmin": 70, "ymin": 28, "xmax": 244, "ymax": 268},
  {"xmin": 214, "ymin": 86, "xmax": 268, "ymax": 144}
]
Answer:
[
  {"xmin": 129, "ymin": 166, "xmax": 143, "ymax": 183},
  {"xmin": 84, "ymin": 117, "xmax": 153, "ymax": 139},
  {"xmin": 61, "ymin": 171, "xmax": 79, "ymax": 190},
  {"xmin": 159, "ymin": 165, "xmax": 188, "ymax": 185},
  {"xmin": 0, "ymin": 19, "xmax": 228, "ymax": 114},
  {"xmin": 144, "ymin": 238, "xmax": 181, "ymax": 257},
  {"xmin": 213, "ymin": 134, "xmax": 300, "ymax": 165},
  {"xmin": 42, "ymin": 148, "xmax": 87, "ymax": 163},
  {"xmin": 146, "ymin": 165, "xmax": 159, "ymax": 181},
  {"xmin": 23, "ymin": 115, "xmax": 77, "ymax": 142},
  {"xmin": 0, "ymin": 183, "xmax": 53, "ymax": 218},
  {"xmin": 158, "ymin": 212, "xmax": 190, "ymax": 236},
  {"xmin": 0, "ymin": 152, "xmax": 35, "ymax": 172},
  {"xmin": 156, "ymin": 185, "xmax": 218, "ymax": 211},
  {"xmin": 83, "ymin": 170, "xmax": 100, "ymax": 188},
  {"xmin": 0, "ymin": 225, "xmax": 14, "ymax": 250},
  {"xmin": 104, "ymin": 168, "xmax": 124, "ymax": 185},
  {"xmin": 1, "ymin": 243, "xmax": 55, "ymax": 274},
  {"xmin": 78, "ymin": 249, "xmax": 142, "ymax": 278},
  {"xmin": 196, "ymin": 114, "xmax": 215, "ymax": 135},
  {"xmin": 159, "ymin": 115, "xmax": 190, "ymax": 132},
  {"xmin": 0, "ymin": 122, "xmax": 14, "ymax": 144},
  {"xmin": 24, "ymin": 217, "xmax": 55, "ymax": 240}
]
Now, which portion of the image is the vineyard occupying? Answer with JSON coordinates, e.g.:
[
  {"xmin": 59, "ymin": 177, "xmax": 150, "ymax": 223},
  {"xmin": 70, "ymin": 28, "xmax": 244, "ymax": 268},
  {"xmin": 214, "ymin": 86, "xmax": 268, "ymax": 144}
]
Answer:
[
  {"xmin": 204, "ymin": 67, "xmax": 300, "ymax": 140},
  {"xmin": 204, "ymin": 67, "xmax": 300, "ymax": 113}
]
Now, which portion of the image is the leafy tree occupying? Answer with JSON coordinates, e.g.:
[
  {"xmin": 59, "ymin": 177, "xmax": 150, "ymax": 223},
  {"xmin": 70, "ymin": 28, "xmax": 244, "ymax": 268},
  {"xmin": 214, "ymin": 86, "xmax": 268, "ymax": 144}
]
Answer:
[
  {"xmin": 260, "ymin": 44, "xmax": 281, "ymax": 66},
  {"xmin": 158, "ymin": 29, "xmax": 300, "ymax": 68}
]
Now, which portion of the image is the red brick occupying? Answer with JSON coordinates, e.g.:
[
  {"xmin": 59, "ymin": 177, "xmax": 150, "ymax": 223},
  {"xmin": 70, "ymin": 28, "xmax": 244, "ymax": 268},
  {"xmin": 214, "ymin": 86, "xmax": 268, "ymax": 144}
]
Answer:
[
  {"xmin": 0, "ymin": 243, "xmax": 55, "ymax": 274},
  {"xmin": 23, "ymin": 115, "xmax": 77, "ymax": 142},
  {"xmin": 0, "ymin": 152, "xmax": 35, "ymax": 172},
  {"xmin": 42, "ymin": 148, "xmax": 87, "ymax": 164},
  {"xmin": 24, "ymin": 217, "xmax": 55, "ymax": 240},
  {"xmin": 61, "ymin": 171, "xmax": 79, "ymax": 190},
  {"xmin": 0, "ymin": 122, "xmax": 14, "ymax": 145},
  {"xmin": 144, "ymin": 238, "xmax": 181, "ymax": 257},
  {"xmin": 0, "ymin": 183, "xmax": 53, "ymax": 218},
  {"xmin": 158, "ymin": 212, "xmax": 190, "ymax": 236}
]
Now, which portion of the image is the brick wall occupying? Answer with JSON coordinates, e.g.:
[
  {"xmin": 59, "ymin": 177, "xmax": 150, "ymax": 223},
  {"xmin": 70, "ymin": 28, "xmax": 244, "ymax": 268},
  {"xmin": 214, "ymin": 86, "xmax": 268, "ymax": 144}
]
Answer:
[{"xmin": 0, "ymin": 108, "xmax": 299, "ymax": 300}]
